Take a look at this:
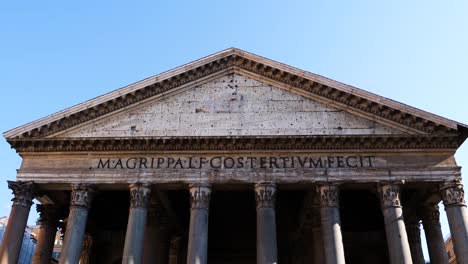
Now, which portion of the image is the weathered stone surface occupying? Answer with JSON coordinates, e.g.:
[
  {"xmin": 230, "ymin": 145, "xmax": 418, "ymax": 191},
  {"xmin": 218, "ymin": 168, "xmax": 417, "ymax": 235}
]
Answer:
[{"xmin": 59, "ymin": 74, "xmax": 402, "ymax": 138}]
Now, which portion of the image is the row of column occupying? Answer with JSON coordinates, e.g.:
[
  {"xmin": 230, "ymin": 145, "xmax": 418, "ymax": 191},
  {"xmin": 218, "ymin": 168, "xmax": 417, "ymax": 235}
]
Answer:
[{"xmin": 0, "ymin": 180, "xmax": 468, "ymax": 264}]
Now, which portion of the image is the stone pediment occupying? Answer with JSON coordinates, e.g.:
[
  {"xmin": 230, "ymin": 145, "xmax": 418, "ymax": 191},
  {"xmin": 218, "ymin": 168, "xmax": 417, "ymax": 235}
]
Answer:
[
  {"xmin": 3, "ymin": 48, "xmax": 467, "ymax": 152},
  {"xmin": 57, "ymin": 74, "xmax": 403, "ymax": 138}
]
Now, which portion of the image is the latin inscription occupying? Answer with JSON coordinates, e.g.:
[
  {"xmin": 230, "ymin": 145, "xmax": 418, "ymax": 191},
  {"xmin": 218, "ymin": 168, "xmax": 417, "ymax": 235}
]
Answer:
[{"xmin": 95, "ymin": 156, "xmax": 375, "ymax": 170}]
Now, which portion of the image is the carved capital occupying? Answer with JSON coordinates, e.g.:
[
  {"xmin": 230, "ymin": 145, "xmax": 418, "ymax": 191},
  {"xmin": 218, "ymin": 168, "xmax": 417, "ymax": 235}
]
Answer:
[
  {"xmin": 70, "ymin": 184, "xmax": 94, "ymax": 209},
  {"xmin": 8, "ymin": 181, "xmax": 35, "ymax": 208},
  {"xmin": 255, "ymin": 182, "xmax": 276, "ymax": 209},
  {"xmin": 420, "ymin": 204, "xmax": 441, "ymax": 226},
  {"xmin": 378, "ymin": 184, "xmax": 402, "ymax": 209},
  {"xmin": 406, "ymin": 219, "xmax": 422, "ymax": 244},
  {"xmin": 440, "ymin": 180, "xmax": 466, "ymax": 208},
  {"xmin": 36, "ymin": 204, "xmax": 60, "ymax": 226},
  {"xmin": 129, "ymin": 184, "xmax": 151, "ymax": 208},
  {"xmin": 317, "ymin": 184, "xmax": 339, "ymax": 207},
  {"xmin": 189, "ymin": 183, "xmax": 211, "ymax": 210}
]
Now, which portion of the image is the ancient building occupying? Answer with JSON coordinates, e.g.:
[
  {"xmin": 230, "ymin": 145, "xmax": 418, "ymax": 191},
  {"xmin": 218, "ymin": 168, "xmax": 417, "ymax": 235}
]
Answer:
[{"xmin": 1, "ymin": 48, "xmax": 467, "ymax": 264}]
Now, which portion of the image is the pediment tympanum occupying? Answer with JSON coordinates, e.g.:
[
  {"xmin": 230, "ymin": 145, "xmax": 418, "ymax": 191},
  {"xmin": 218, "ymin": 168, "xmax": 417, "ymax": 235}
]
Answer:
[{"xmin": 57, "ymin": 74, "xmax": 403, "ymax": 138}]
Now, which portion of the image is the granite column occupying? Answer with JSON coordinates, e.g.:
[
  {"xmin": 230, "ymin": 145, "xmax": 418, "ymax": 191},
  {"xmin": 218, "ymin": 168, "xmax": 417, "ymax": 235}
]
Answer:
[
  {"xmin": 378, "ymin": 184, "xmax": 412, "ymax": 264},
  {"xmin": 0, "ymin": 181, "xmax": 35, "ymax": 264},
  {"xmin": 123, "ymin": 184, "xmax": 151, "ymax": 264},
  {"xmin": 440, "ymin": 180, "xmax": 468, "ymax": 263},
  {"xmin": 318, "ymin": 183, "xmax": 345, "ymax": 264},
  {"xmin": 32, "ymin": 204, "xmax": 60, "ymax": 264},
  {"xmin": 59, "ymin": 185, "xmax": 94, "ymax": 264},
  {"xmin": 187, "ymin": 183, "xmax": 211, "ymax": 264}
]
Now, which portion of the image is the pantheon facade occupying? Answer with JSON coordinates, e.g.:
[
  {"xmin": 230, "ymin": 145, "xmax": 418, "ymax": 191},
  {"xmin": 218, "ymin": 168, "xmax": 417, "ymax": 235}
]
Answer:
[{"xmin": 1, "ymin": 48, "xmax": 467, "ymax": 264}]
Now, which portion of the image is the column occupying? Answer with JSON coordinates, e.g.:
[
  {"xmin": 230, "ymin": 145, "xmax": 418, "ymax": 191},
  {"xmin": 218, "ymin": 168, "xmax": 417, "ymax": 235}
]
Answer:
[
  {"xmin": 0, "ymin": 181, "xmax": 35, "ymax": 264},
  {"xmin": 405, "ymin": 216, "xmax": 425, "ymax": 264},
  {"xmin": 255, "ymin": 182, "xmax": 278, "ymax": 264},
  {"xmin": 301, "ymin": 191, "xmax": 325, "ymax": 263},
  {"xmin": 187, "ymin": 183, "xmax": 211, "ymax": 264},
  {"xmin": 440, "ymin": 180, "xmax": 468, "ymax": 263},
  {"xmin": 123, "ymin": 184, "xmax": 151, "ymax": 264},
  {"xmin": 378, "ymin": 183, "xmax": 412, "ymax": 264},
  {"xmin": 143, "ymin": 196, "xmax": 170, "ymax": 264},
  {"xmin": 318, "ymin": 183, "xmax": 345, "ymax": 264},
  {"xmin": 32, "ymin": 204, "xmax": 60, "ymax": 264},
  {"xmin": 59, "ymin": 184, "xmax": 94, "ymax": 264},
  {"xmin": 420, "ymin": 204, "xmax": 449, "ymax": 264},
  {"xmin": 79, "ymin": 233, "xmax": 92, "ymax": 264},
  {"xmin": 168, "ymin": 236, "xmax": 182, "ymax": 264}
]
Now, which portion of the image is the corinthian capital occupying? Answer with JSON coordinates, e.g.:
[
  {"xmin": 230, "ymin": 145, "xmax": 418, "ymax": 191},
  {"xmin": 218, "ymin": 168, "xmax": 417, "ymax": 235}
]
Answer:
[
  {"xmin": 189, "ymin": 183, "xmax": 211, "ymax": 210},
  {"xmin": 378, "ymin": 183, "xmax": 401, "ymax": 209},
  {"xmin": 317, "ymin": 184, "xmax": 339, "ymax": 207},
  {"xmin": 36, "ymin": 204, "xmax": 60, "ymax": 226},
  {"xmin": 255, "ymin": 182, "xmax": 276, "ymax": 209},
  {"xmin": 440, "ymin": 180, "xmax": 466, "ymax": 207},
  {"xmin": 129, "ymin": 184, "xmax": 151, "ymax": 208},
  {"xmin": 420, "ymin": 204, "xmax": 441, "ymax": 226},
  {"xmin": 70, "ymin": 184, "xmax": 94, "ymax": 209},
  {"xmin": 8, "ymin": 181, "xmax": 35, "ymax": 208}
]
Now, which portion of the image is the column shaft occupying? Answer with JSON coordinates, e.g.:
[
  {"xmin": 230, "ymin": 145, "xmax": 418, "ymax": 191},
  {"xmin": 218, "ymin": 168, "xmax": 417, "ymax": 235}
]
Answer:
[
  {"xmin": 187, "ymin": 183, "xmax": 211, "ymax": 264},
  {"xmin": 32, "ymin": 204, "xmax": 59, "ymax": 264},
  {"xmin": 0, "ymin": 181, "xmax": 35, "ymax": 264},
  {"xmin": 318, "ymin": 184, "xmax": 345, "ymax": 264},
  {"xmin": 143, "ymin": 197, "xmax": 170, "ymax": 264},
  {"xmin": 440, "ymin": 180, "xmax": 468, "ymax": 263},
  {"xmin": 379, "ymin": 184, "xmax": 412, "ymax": 264},
  {"xmin": 123, "ymin": 184, "xmax": 151, "ymax": 264},
  {"xmin": 255, "ymin": 182, "xmax": 278, "ymax": 264},
  {"xmin": 420, "ymin": 204, "xmax": 449, "ymax": 264},
  {"xmin": 406, "ymin": 219, "xmax": 425, "ymax": 264},
  {"xmin": 59, "ymin": 185, "xmax": 94, "ymax": 264}
]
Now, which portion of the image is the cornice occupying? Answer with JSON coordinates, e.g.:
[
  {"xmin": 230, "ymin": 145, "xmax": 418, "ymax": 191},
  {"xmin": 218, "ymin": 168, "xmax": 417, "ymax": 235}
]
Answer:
[
  {"xmin": 3, "ymin": 48, "xmax": 465, "ymax": 140},
  {"xmin": 7, "ymin": 134, "xmax": 460, "ymax": 152}
]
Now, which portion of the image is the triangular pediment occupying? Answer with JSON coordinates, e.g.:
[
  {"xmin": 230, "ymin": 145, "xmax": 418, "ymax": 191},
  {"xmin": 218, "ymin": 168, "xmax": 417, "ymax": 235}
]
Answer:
[
  {"xmin": 56, "ymin": 74, "xmax": 404, "ymax": 138},
  {"xmin": 4, "ymin": 48, "xmax": 467, "ymax": 148}
]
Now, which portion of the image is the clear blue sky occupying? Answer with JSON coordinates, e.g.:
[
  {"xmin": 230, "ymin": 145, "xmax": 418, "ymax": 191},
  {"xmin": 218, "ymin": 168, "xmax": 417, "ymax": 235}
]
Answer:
[{"xmin": 1, "ymin": 0, "xmax": 467, "ymax": 259}]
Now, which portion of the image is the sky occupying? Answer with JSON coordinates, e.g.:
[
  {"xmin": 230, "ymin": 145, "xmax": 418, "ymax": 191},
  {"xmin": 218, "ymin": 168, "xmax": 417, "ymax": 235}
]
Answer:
[{"xmin": 1, "ymin": 0, "xmax": 467, "ymax": 260}]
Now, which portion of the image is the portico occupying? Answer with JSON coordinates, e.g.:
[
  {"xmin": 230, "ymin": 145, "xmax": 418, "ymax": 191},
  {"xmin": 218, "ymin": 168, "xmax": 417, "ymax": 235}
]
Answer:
[{"xmin": 1, "ymin": 48, "xmax": 468, "ymax": 263}]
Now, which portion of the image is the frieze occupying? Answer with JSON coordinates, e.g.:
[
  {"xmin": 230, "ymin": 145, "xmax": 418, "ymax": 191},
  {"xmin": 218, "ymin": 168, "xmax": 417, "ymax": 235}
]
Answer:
[{"xmin": 95, "ymin": 155, "xmax": 375, "ymax": 170}]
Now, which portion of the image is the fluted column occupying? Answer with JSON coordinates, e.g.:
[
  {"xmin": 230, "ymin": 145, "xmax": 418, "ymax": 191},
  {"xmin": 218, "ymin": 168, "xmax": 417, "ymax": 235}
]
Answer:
[
  {"xmin": 378, "ymin": 184, "xmax": 412, "ymax": 264},
  {"xmin": 405, "ymin": 216, "xmax": 425, "ymax": 264},
  {"xmin": 32, "ymin": 204, "xmax": 60, "ymax": 264},
  {"xmin": 143, "ymin": 196, "xmax": 170, "ymax": 264},
  {"xmin": 420, "ymin": 204, "xmax": 449, "ymax": 264},
  {"xmin": 255, "ymin": 182, "xmax": 278, "ymax": 264},
  {"xmin": 0, "ymin": 181, "xmax": 35, "ymax": 264},
  {"xmin": 440, "ymin": 180, "xmax": 468, "ymax": 263},
  {"xmin": 318, "ymin": 183, "xmax": 345, "ymax": 264},
  {"xmin": 59, "ymin": 184, "xmax": 94, "ymax": 264},
  {"xmin": 187, "ymin": 183, "xmax": 211, "ymax": 264},
  {"xmin": 123, "ymin": 184, "xmax": 151, "ymax": 264}
]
